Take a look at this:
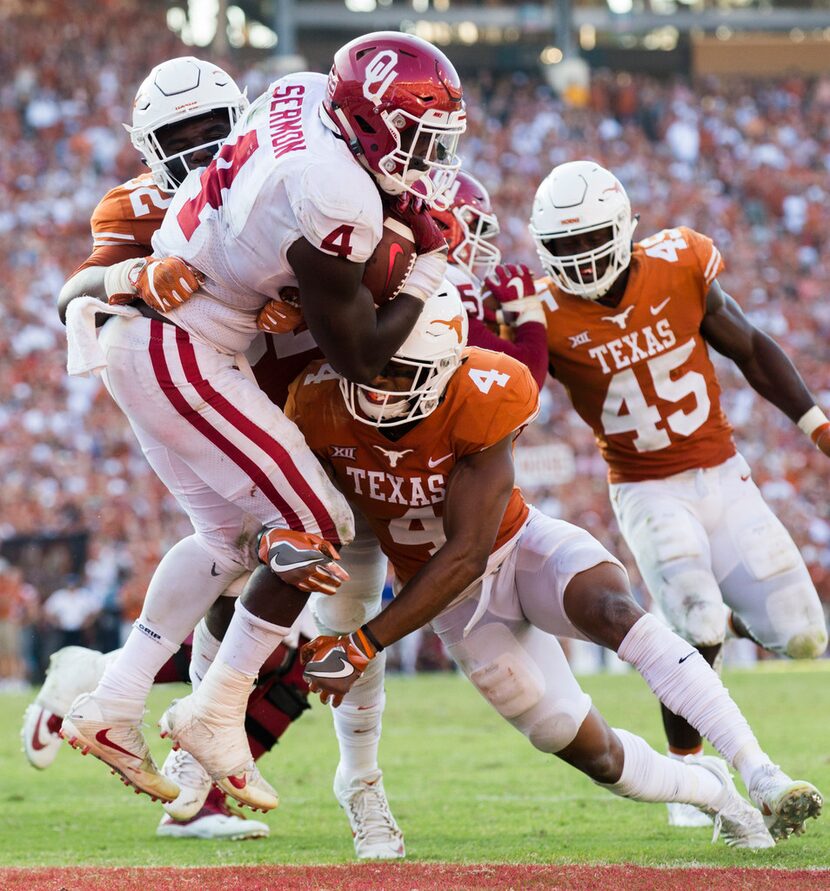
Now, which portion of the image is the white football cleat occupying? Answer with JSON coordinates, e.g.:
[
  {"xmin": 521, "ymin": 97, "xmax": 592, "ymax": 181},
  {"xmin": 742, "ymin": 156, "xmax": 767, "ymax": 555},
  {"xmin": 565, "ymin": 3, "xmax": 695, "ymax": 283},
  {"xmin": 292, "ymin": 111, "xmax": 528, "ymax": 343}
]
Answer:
[
  {"xmin": 159, "ymin": 695, "xmax": 278, "ymax": 813},
  {"xmin": 694, "ymin": 756, "xmax": 774, "ymax": 849},
  {"xmin": 20, "ymin": 645, "xmax": 113, "ymax": 770},
  {"xmin": 21, "ymin": 704, "xmax": 63, "ymax": 770},
  {"xmin": 161, "ymin": 748, "xmax": 213, "ymax": 822},
  {"xmin": 334, "ymin": 767, "xmax": 405, "ymax": 860},
  {"xmin": 748, "ymin": 763, "xmax": 823, "ymax": 841},
  {"xmin": 61, "ymin": 692, "xmax": 179, "ymax": 803},
  {"xmin": 157, "ymin": 788, "xmax": 269, "ymax": 840},
  {"xmin": 666, "ymin": 800, "xmax": 714, "ymax": 828}
]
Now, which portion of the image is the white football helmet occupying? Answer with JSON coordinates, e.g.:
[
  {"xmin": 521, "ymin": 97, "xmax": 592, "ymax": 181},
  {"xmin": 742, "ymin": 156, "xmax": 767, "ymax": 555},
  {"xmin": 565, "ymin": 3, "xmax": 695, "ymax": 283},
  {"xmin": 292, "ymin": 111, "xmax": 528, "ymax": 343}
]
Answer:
[
  {"xmin": 342, "ymin": 281, "xmax": 468, "ymax": 428},
  {"xmin": 528, "ymin": 160, "xmax": 637, "ymax": 301},
  {"xmin": 126, "ymin": 56, "xmax": 248, "ymax": 192}
]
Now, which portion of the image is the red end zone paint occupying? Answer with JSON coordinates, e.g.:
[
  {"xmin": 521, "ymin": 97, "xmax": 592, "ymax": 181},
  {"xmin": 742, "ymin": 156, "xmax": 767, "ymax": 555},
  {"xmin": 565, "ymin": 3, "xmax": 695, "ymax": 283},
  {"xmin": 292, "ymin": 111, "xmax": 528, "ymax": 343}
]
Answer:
[{"xmin": 2, "ymin": 865, "xmax": 830, "ymax": 891}]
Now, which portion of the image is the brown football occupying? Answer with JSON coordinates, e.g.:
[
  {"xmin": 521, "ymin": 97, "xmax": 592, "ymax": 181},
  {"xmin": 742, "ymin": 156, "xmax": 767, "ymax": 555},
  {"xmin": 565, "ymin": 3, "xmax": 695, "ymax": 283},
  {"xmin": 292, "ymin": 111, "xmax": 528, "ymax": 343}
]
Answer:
[{"xmin": 362, "ymin": 216, "xmax": 417, "ymax": 305}]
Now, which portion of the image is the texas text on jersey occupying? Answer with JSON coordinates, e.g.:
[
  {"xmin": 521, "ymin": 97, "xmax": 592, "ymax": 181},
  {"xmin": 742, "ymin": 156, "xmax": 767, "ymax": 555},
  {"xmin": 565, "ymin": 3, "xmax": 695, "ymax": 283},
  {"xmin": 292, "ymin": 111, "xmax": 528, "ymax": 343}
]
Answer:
[
  {"xmin": 285, "ymin": 348, "xmax": 540, "ymax": 585},
  {"xmin": 542, "ymin": 226, "xmax": 734, "ymax": 483}
]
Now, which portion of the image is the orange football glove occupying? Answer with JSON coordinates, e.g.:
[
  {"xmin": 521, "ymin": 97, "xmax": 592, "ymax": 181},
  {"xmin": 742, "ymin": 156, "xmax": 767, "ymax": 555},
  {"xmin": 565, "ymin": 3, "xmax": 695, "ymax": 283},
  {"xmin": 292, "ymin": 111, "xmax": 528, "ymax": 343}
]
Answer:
[
  {"xmin": 301, "ymin": 629, "xmax": 377, "ymax": 707},
  {"xmin": 812, "ymin": 422, "xmax": 830, "ymax": 457},
  {"xmin": 256, "ymin": 297, "xmax": 305, "ymax": 334},
  {"xmin": 109, "ymin": 256, "xmax": 204, "ymax": 313},
  {"xmin": 258, "ymin": 528, "xmax": 349, "ymax": 595}
]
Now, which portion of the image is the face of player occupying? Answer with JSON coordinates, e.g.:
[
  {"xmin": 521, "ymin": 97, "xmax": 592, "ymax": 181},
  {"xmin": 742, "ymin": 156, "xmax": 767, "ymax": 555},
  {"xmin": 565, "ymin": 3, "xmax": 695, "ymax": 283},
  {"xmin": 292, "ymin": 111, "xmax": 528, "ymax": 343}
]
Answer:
[
  {"xmin": 365, "ymin": 361, "xmax": 419, "ymax": 405},
  {"xmin": 155, "ymin": 111, "xmax": 232, "ymax": 185},
  {"xmin": 543, "ymin": 226, "xmax": 614, "ymax": 283}
]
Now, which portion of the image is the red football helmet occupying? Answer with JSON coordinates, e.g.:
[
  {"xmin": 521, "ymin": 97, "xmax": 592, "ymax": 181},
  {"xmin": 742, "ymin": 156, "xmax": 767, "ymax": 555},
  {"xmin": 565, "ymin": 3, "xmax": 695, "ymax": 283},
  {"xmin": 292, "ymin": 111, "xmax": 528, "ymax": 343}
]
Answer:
[
  {"xmin": 321, "ymin": 31, "xmax": 466, "ymax": 205},
  {"xmin": 431, "ymin": 171, "xmax": 501, "ymax": 281}
]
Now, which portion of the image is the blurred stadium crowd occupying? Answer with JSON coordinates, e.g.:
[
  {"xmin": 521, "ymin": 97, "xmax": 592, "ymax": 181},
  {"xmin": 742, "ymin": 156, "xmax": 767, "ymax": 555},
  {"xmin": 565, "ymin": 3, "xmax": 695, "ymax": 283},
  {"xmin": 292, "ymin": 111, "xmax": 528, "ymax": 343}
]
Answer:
[{"xmin": 1, "ymin": 0, "xmax": 828, "ymax": 685}]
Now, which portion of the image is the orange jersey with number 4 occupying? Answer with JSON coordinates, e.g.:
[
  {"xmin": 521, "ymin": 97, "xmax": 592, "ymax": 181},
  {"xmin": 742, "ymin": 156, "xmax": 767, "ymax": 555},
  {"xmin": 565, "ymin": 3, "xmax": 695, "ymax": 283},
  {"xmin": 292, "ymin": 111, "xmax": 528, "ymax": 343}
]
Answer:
[
  {"xmin": 75, "ymin": 172, "xmax": 171, "ymax": 272},
  {"xmin": 542, "ymin": 227, "xmax": 735, "ymax": 483},
  {"xmin": 286, "ymin": 348, "xmax": 539, "ymax": 584}
]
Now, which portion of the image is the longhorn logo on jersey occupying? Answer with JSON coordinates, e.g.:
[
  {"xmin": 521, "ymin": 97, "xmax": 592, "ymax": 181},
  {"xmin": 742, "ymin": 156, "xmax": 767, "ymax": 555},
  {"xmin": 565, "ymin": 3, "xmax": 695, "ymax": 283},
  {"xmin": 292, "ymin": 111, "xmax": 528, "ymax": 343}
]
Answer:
[
  {"xmin": 601, "ymin": 305, "xmax": 634, "ymax": 330},
  {"xmin": 373, "ymin": 445, "xmax": 414, "ymax": 468},
  {"xmin": 363, "ymin": 51, "xmax": 398, "ymax": 105}
]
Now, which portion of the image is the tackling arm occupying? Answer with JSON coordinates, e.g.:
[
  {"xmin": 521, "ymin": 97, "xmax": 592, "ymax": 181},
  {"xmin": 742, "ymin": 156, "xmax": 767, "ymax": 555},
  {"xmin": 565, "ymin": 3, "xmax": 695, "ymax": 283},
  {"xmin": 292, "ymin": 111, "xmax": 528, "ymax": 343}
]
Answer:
[
  {"xmin": 287, "ymin": 237, "xmax": 424, "ymax": 384},
  {"xmin": 701, "ymin": 279, "xmax": 819, "ymax": 423},
  {"xmin": 367, "ymin": 433, "xmax": 516, "ymax": 647}
]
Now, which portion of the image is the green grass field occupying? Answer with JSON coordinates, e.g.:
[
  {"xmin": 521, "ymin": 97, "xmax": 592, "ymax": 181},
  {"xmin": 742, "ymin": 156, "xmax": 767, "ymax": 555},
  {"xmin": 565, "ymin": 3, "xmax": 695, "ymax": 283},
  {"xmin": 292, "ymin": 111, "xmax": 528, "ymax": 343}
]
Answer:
[{"xmin": 1, "ymin": 662, "xmax": 828, "ymax": 869}]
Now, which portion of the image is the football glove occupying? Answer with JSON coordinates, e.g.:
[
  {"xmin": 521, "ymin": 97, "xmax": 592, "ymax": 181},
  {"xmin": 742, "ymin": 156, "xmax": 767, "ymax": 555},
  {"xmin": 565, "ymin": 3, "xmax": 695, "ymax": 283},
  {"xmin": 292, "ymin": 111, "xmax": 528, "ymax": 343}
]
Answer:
[
  {"xmin": 482, "ymin": 263, "xmax": 546, "ymax": 327},
  {"xmin": 256, "ymin": 297, "xmax": 305, "ymax": 334},
  {"xmin": 258, "ymin": 529, "xmax": 348, "ymax": 595},
  {"xmin": 107, "ymin": 256, "xmax": 203, "ymax": 313},
  {"xmin": 301, "ymin": 629, "xmax": 378, "ymax": 707}
]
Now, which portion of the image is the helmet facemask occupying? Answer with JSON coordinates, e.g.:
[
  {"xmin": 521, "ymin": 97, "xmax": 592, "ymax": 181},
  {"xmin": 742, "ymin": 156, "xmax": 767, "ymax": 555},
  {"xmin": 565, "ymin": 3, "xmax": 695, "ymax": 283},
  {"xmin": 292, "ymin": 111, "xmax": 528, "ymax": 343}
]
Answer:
[{"xmin": 449, "ymin": 204, "xmax": 501, "ymax": 281}]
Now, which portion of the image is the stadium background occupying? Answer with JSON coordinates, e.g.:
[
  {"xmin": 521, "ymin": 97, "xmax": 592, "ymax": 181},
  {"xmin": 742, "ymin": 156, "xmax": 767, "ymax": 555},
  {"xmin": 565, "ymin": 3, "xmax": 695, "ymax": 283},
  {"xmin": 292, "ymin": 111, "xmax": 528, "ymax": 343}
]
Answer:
[{"xmin": 1, "ymin": 0, "xmax": 829, "ymax": 686}]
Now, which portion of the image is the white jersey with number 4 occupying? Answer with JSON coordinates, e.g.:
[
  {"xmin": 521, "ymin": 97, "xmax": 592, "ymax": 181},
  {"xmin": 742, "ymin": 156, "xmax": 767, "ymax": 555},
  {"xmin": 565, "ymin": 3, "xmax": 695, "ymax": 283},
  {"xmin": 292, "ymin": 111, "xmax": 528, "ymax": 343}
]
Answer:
[{"xmin": 152, "ymin": 72, "xmax": 384, "ymax": 354}]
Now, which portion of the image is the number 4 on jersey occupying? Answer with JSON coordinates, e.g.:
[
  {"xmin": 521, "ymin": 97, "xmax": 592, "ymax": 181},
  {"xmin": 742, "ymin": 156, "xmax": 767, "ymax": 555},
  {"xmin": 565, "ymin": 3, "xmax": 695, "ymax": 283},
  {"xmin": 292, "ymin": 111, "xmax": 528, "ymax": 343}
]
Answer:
[
  {"xmin": 469, "ymin": 367, "xmax": 510, "ymax": 394},
  {"xmin": 641, "ymin": 229, "xmax": 688, "ymax": 263}
]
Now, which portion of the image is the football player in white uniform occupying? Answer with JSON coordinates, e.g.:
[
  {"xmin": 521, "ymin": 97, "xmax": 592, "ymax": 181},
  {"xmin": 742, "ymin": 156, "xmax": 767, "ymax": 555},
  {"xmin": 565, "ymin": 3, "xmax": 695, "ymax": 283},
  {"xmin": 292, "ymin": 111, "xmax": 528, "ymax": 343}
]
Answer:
[{"xmin": 60, "ymin": 32, "xmax": 466, "ymax": 818}]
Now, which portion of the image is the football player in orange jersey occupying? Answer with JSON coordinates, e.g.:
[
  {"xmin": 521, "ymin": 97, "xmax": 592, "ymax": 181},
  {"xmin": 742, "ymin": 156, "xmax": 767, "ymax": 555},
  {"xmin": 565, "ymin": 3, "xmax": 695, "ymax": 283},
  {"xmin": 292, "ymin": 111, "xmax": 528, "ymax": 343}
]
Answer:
[
  {"xmin": 288, "ymin": 283, "xmax": 820, "ymax": 845},
  {"xmin": 530, "ymin": 160, "xmax": 829, "ymax": 829}
]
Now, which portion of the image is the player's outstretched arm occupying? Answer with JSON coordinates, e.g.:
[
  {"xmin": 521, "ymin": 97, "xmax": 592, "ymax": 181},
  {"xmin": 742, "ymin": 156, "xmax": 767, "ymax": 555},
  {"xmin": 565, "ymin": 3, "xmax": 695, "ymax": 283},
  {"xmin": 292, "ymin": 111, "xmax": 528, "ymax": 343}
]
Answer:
[
  {"xmin": 288, "ymin": 236, "xmax": 424, "ymax": 384},
  {"xmin": 701, "ymin": 279, "xmax": 829, "ymax": 453},
  {"xmin": 369, "ymin": 434, "xmax": 516, "ymax": 647}
]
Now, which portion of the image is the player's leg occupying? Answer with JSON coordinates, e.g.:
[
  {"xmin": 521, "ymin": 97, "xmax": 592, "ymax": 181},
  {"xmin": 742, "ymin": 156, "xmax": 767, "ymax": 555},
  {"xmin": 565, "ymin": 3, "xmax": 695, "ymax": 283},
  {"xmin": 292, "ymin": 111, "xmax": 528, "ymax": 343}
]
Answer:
[
  {"xmin": 514, "ymin": 508, "xmax": 823, "ymax": 840},
  {"xmin": 309, "ymin": 515, "xmax": 404, "ymax": 859},
  {"xmin": 609, "ymin": 474, "xmax": 728, "ymax": 824},
  {"xmin": 710, "ymin": 455, "xmax": 827, "ymax": 660},
  {"xmin": 432, "ymin": 602, "xmax": 771, "ymax": 848},
  {"xmin": 81, "ymin": 318, "xmax": 353, "ymax": 807}
]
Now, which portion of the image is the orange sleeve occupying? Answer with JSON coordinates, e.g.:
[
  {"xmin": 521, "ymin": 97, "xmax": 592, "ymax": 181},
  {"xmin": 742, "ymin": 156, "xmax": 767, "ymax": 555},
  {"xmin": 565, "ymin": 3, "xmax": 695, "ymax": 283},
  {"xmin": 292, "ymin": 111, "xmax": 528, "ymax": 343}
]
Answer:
[
  {"xmin": 73, "ymin": 180, "xmax": 166, "ymax": 273},
  {"xmin": 680, "ymin": 227, "xmax": 725, "ymax": 289},
  {"xmin": 454, "ymin": 350, "xmax": 540, "ymax": 457}
]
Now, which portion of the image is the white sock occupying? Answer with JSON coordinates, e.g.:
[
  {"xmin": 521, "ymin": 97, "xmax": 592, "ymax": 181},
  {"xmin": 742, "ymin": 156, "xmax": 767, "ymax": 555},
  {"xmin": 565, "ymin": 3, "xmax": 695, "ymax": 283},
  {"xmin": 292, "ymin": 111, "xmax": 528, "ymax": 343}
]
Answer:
[
  {"xmin": 333, "ymin": 651, "xmax": 386, "ymax": 781},
  {"xmin": 190, "ymin": 619, "xmax": 221, "ymax": 689},
  {"xmin": 95, "ymin": 622, "xmax": 178, "ymax": 718},
  {"xmin": 618, "ymin": 614, "xmax": 768, "ymax": 777},
  {"xmin": 601, "ymin": 728, "xmax": 724, "ymax": 807},
  {"xmin": 192, "ymin": 660, "xmax": 257, "ymax": 724},
  {"xmin": 215, "ymin": 600, "xmax": 291, "ymax": 678},
  {"xmin": 141, "ymin": 534, "xmax": 244, "ymax": 643}
]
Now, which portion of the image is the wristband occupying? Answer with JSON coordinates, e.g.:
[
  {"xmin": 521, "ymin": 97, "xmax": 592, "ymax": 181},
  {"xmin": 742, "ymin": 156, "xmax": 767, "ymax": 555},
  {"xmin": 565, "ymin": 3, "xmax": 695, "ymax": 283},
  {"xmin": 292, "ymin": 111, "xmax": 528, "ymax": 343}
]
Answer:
[
  {"xmin": 104, "ymin": 257, "xmax": 145, "ymax": 299},
  {"xmin": 356, "ymin": 623, "xmax": 384, "ymax": 655},
  {"xmin": 797, "ymin": 406, "xmax": 830, "ymax": 443},
  {"xmin": 401, "ymin": 251, "xmax": 447, "ymax": 303}
]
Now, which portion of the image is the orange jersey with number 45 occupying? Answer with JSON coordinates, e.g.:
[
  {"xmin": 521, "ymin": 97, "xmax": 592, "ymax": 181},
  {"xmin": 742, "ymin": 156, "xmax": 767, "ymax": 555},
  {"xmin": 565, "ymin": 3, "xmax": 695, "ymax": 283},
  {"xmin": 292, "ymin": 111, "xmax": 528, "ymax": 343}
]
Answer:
[
  {"xmin": 542, "ymin": 227, "xmax": 735, "ymax": 483},
  {"xmin": 286, "ymin": 348, "xmax": 539, "ymax": 584}
]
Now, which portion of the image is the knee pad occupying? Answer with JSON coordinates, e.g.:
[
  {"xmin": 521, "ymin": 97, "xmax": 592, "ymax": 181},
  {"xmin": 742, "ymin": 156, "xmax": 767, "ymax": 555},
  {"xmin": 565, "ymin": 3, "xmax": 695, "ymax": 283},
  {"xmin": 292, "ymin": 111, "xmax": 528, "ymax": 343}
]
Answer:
[
  {"xmin": 192, "ymin": 532, "xmax": 256, "ymax": 577},
  {"xmin": 785, "ymin": 626, "xmax": 828, "ymax": 660},
  {"xmin": 310, "ymin": 589, "xmax": 383, "ymax": 636},
  {"xmin": 469, "ymin": 650, "xmax": 545, "ymax": 719},
  {"xmin": 659, "ymin": 566, "xmax": 726, "ymax": 647},
  {"xmin": 526, "ymin": 697, "xmax": 589, "ymax": 754},
  {"xmin": 733, "ymin": 516, "xmax": 800, "ymax": 581}
]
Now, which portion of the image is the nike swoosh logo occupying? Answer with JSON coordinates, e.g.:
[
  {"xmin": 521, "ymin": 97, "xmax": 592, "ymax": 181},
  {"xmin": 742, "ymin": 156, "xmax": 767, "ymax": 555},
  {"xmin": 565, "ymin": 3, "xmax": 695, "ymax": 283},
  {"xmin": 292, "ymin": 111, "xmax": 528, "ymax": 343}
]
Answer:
[
  {"xmin": 228, "ymin": 774, "xmax": 247, "ymax": 790},
  {"xmin": 428, "ymin": 453, "xmax": 453, "ymax": 469},
  {"xmin": 650, "ymin": 297, "xmax": 671, "ymax": 315},
  {"xmin": 383, "ymin": 242, "xmax": 405, "ymax": 295},
  {"xmin": 678, "ymin": 652, "xmax": 696, "ymax": 664},
  {"xmin": 306, "ymin": 650, "xmax": 356, "ymax": 679},
  {"xmin": 95, "ymin": 728, "xmax": 140, "ymax": 760},
  {"xmin": 210, "ymin": 563, "xmax": 220, "ymax": 577},
  {"xmin": 31, "ymin": 712, "xmax": 48, "ymax": 751}
]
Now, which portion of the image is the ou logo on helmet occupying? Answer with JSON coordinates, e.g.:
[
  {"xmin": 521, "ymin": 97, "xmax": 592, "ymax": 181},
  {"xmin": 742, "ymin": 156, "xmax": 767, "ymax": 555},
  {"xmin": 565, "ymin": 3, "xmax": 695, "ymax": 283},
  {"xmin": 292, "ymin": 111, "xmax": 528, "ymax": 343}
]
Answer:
[{"xmin": 363, "ymin": 50, "xmax": 399, "ymax": 106}]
